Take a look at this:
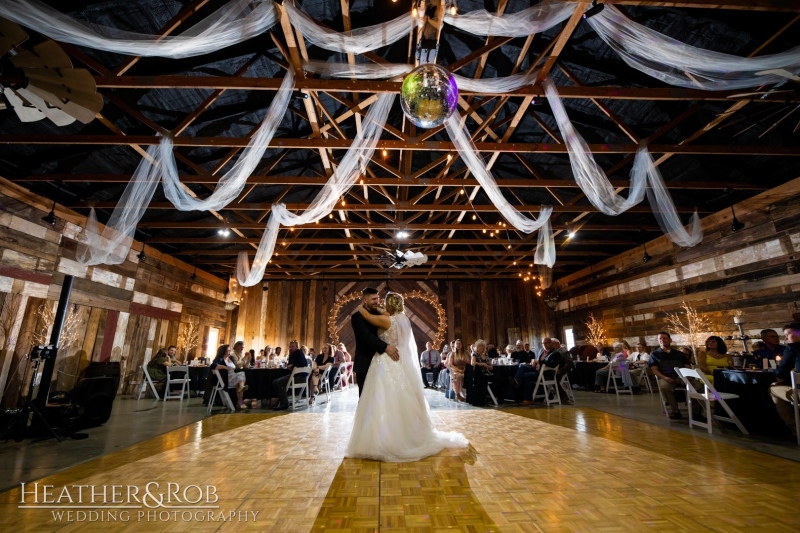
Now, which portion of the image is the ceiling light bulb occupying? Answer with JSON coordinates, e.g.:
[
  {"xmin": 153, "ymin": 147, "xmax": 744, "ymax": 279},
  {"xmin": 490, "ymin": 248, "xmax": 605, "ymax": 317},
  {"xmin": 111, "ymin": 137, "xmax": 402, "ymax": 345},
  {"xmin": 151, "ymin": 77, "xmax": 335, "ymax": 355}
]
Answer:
[
  {"xmin": 513, "ymin": 261, "xmax": 516, "ymax": 265},
  {"xmin": 447, "ymin": 154, "xmax": 452, "ymax": 161},
  {"xmin": 460, "ymin": 189, "xmax": 465, "ymax": 195},
  {"xmin": 449, "ymin": 4, "xmax": 457, "ymax": 16},
  {"xmin": 472, "ymin": 214, "xmax": 476, "ymax": 220},
  {"xmin": 382, "ymin": 149, "xmax": 388, "ymax": 157},
  {"xmin": 482, "ymin": 229, "xmax": 486, "ymax": 233},
  {"xmin": 329, "ymin": 214, "xmax": 333, "ymax": 219},
  {"xmin": 507, "ymin": 245, "xmax": 511, "ymax": 249}
]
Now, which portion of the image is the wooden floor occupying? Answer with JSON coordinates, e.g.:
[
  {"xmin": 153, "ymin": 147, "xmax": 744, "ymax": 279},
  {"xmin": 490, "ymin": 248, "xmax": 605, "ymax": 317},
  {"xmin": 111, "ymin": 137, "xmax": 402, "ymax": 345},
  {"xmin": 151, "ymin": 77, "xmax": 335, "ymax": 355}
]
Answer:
[{"xmin": 2, "ymin": 403, "xmax": 799, "ymax": 532}]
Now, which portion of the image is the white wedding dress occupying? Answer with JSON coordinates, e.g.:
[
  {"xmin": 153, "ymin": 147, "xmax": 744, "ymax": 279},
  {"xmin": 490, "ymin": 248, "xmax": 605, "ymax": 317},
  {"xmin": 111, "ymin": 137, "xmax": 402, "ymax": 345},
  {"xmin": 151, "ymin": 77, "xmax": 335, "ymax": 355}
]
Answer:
[{"xmin": 345, "ymin": 312, "xmax": 468, "ymax": 462}]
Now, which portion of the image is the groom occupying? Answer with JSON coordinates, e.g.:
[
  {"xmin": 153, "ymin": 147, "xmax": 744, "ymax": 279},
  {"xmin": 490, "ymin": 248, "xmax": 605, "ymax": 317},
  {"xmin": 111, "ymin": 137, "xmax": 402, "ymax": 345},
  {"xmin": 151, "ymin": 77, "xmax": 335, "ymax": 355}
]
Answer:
[{"xmin": 351, "ymin": 287, "xmax": 399, "ymax": 397}]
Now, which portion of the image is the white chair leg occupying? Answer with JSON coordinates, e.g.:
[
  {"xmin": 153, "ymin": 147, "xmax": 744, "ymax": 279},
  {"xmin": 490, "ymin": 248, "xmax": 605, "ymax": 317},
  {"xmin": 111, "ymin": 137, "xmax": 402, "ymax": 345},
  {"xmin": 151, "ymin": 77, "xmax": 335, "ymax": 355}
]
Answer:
[
  {"xmin": 705, "ymin": 397, "xmax": 713, "ymax": 435},
  {"xmin": 717, "ymin": 398, "xmax": 749, "ymax": 435}
]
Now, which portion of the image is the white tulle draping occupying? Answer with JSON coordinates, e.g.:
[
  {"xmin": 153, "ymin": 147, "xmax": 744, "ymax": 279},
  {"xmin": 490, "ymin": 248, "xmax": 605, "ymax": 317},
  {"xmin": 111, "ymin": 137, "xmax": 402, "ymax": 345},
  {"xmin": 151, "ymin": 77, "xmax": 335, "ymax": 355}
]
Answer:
[
  {"xmin": 444, "ymin": 2, "xmax": 576, "ymax": 38},
  {"xmin": 543, "ymin": 77, "xmax": 702, "ymax": 247},
  {"xmin": 543, "ymin": 78, "xmax": 646, "ymax": 216},
  {"xmin": 444, "ymin": 114, "xmax": 555, "ymax": 267},
  {"xmin": 537, "ymin": 265, "xmax": 553, "ymax": 289},
  {"xmin": 304, "ymin": 60, "xmax": 539, "ymax": 94},
  {"xmin": 284, "ymin": 1, "xmax": 415, "ymax": 55},
  {"xmin": 235, "ymin": 92, "xmax": 396, "ymax": 286},
  {"xmin": 303, "ymin": 60, "xmax": 412, "ymax": 79},
  {"xmin": 76, "ymin": 145, "xmax": 162, "ymax": 266},
  {"xmin": 76, "ymin": 70, "xmax": 293, "ymax": 266},
  {"xmin": 642, "ymin": 149, "xmax": 703, "ymax": 247},
  {"xmin": 0, "ymin": 0, "xmax": 278, "ymax": 59},
  {"xmin": 588, "ymin": 4, "xmax": 800, "ymax": 90},
  {"xmin": 162, "ymin": 70, "xmax": 294, "ymax": 211}
]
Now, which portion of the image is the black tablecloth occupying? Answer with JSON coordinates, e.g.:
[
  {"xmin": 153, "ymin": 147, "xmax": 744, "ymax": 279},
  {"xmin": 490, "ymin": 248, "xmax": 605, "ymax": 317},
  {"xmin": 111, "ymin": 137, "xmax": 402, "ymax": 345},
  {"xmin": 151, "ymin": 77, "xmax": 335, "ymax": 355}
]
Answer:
[
  {"xmin": 569, "ymin": 362, "xmax": 607, "ymax": 390},
  {"xmin": 713, "ymin": 369, "xmax": 786, "ymax": 436},
  {"xmin": 243, "ymin": 368, "xmax": 291, "ymax": 401},
  {"xmin": 465, "ymin": 364, "xmax": 519, "ymax": 406},
  {"xmin": 188, "ymin": 366, "xmax": 209, "ymax": 395}
]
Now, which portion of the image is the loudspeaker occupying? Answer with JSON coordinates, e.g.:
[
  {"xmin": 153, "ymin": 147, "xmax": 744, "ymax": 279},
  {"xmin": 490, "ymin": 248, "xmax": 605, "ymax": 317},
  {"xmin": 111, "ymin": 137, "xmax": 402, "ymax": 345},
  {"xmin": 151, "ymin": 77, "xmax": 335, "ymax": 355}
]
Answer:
[{"xmin": 70, "ymin": 377, "xmax": 116, "ymax": 428}]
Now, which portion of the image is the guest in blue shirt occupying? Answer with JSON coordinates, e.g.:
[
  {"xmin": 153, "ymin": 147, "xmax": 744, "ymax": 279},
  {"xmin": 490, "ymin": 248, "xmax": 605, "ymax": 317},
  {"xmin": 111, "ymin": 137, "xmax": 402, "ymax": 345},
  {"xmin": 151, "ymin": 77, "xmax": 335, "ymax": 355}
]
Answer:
[
  {"xmin": 271, "ymin": 340, "xmax": 310, "ymax": 410},
  {"xmin": 769, "ymin": 323, "xmax": 800, "ymax": 438},
  {"xmin": 752, "ymin": 329, "xmax": 784, "ymax": 368}
]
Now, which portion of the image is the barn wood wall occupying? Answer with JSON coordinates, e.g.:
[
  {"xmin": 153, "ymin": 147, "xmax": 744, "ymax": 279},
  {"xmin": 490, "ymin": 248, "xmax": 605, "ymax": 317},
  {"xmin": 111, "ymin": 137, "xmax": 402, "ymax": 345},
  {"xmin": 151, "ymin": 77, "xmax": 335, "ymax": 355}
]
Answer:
[
  {"xmin": 553, "ymin": 177, "xmax": 800, "ymax": 349},
  {"xmin": 0, "ymin": 180, "xmax": 228, "ymax": 406},
  {"xmin": 230, "ymin": 278, "xmax": 552, "ymax": 355}
]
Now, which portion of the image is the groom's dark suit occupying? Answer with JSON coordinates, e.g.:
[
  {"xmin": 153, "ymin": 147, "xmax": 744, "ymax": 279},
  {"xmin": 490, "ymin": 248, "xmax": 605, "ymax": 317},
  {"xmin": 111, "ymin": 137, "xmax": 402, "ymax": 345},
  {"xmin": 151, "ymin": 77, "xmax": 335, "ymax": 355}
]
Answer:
[{"xmin": 351, "ymin": 308, "xmax": 389, "ymax": 397}]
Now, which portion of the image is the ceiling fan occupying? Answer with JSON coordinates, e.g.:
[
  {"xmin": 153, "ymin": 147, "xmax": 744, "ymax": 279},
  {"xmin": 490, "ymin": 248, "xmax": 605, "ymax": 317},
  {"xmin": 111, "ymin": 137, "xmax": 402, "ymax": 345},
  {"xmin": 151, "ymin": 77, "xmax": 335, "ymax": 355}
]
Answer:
[
  {"xmin": 378, "ymin": 249, "xmax": 429, "ymax": 270},
  {"xmin": 0, "ymin": 16, "xmax": 103, "ymax": 126}
]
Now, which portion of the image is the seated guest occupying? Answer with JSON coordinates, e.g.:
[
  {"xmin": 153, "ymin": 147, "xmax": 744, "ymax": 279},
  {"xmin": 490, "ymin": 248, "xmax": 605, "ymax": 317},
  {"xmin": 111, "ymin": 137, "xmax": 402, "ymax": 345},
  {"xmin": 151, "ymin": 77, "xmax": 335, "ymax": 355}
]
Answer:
[
  {"xmin": 628, "ymin": 342, "xmax": 649, "ymax": 363},
  {"xmin": 440, "ymin": 342, "xmax": 452, "ymax": 362},
  {"xmin": 446, "ymin": 339, "xmax": 469, "ymax": 401},
  {"xmin": 255, "ymin": 349, "xmax": 266, "ymax": 366},
  {"xmin": 595, "ymin": 342, "xmax": 640, "ymax": 393},
  {"xmin": 271, "ymin": 340, "xmax": 310, "ymax": 410},
  {"xmin": 230, "ymin": 341, "xmax": 247, "ymax": 369},
  {"xmin": 524, "ymin": 342, "xmax": 536, "ymax": 361},
  {"xmin": 753, "ymin": 328, "xmax": 783, "ymax": 368},
  {"xmin": 550, "ymin": 339, "xmax": 574, "ymax": 403},
  {"xmin": 698, "ymin": 336, "xmax": 733, "ymax": 380},
  {"xmin": 314, "ymin": 344, "xmax": 337, "ymax": 391},
  {"xmin": 649, "ymin": 332, "xmax": 693, "ymax": 419},
  {"xmin": 210, "ymin": 344, "xmax": 248, "ymax": 411},
  {"xmin": 592, "ymin": 343, "xmax": 611, "ymax": 361},
  {"xmin": 146, "ymin": 348, "xmax": 174, "ymax": 384},
  {"xmin": 502, "ymin": 344, "xmax": 514, "ymax": 363},
  {"xmin": 274, "ymin": 346, "xmax": 284, "ymax": 365},
  {"xmin": 516, "ymin": 337, "xmax": 555, "ymax": 404},
  {"xmin": 769, "ymin": 323, "xmax": 800, "ymax": 439},
  {"xmin": 420, "ymin": 341, "xmax": 442, "ymax": 389},
  {"xmin": 337, "ymin": 342, "xmax": 352, "ymax": 363},
  {"xmin": 513, "ymin": 340, "xmax": 533, "ymax": 364},
  {"xmin": 580, "ymin": 344, "xmax": 598, "ymax": 361},
  {"xmin": 487, "ymin": 343, "xmax": 499, "ymax": 360},
  {"xmin": 469, "ymin": 339, "xmax": 493, "ymax": 406}
]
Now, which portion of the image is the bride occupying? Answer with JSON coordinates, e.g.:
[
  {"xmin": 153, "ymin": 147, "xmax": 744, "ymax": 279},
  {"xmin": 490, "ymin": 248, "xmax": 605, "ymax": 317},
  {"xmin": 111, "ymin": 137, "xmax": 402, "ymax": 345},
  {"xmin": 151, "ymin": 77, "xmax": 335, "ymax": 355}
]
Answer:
[{"xmin": 345, "ymin": 292, "xmax": 468, "ymax": 462}]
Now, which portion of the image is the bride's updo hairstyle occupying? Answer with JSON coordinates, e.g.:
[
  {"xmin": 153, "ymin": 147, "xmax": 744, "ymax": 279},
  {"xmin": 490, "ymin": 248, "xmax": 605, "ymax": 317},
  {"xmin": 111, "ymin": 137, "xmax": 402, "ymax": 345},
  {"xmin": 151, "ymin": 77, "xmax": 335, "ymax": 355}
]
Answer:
[{"xmin": 384, "ymin": 292, "xmax": 404, "ymax": 315}]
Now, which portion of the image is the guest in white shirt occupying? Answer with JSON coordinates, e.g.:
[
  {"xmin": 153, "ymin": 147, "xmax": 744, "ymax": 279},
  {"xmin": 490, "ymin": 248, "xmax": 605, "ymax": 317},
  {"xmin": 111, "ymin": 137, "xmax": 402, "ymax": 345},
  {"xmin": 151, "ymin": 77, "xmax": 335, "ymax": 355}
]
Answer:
[
  {"xmin": 419, "ymin": 342, "xmax": 442, "ymax": 388},
  {"xmin": 628, "ymin": 342, "xmax": 650, "ymax": 364}
]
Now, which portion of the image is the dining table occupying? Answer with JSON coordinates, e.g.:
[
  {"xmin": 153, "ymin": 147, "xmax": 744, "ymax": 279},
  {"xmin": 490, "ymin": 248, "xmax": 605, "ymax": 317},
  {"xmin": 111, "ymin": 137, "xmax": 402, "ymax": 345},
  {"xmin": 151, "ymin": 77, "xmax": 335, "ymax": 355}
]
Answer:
[
  {"xmin": 243, "ymin": 367, "xmax": 292, "ymax": 401},
  {"xmin": 568, "ymin": 361, "xmax": 608, "ymax": 390},
  {"xmin": 713, "ymin": 368, "xmax": 786, "ymax": 436}
]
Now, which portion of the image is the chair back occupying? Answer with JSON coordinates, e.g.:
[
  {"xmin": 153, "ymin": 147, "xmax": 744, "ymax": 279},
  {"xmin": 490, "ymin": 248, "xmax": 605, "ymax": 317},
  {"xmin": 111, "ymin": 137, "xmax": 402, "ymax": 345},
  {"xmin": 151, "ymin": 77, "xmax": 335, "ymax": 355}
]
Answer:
[{"xmin": 792, "ymin": 371, "xmax": 800, "ymax": 445}]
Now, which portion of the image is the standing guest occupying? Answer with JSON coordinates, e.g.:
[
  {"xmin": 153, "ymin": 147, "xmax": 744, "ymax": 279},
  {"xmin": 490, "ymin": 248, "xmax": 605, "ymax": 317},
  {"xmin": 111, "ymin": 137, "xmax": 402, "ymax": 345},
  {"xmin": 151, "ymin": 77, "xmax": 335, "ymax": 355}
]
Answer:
[
  {"xmin": 649, "ymin": 332, "xmax": 693, "ymax": 419},
  {"xmin": 698, "ymin": 336, "xmax": 733, "ymax": 380},
  {"xmin": 469, "ymin": 339, "xmax": 494, "ymax": 407},
  {"xmin": 210, "ymin": 344, "xmax": 248, "ymax": 411},
  {"xmin": 513, "ymin": 340, "xmax": 533, "ymax": 364},
  {"xmin": 420, "ymin": 341, "xmax": 442, "ymax": 389},
  {"xmin": 271, "ymin": 340, "xmax": 310, "ymax": 410},
  {"xmin": 446, "ymin": 339, "xmax": 469, "ymax": 401},
  {"xmin": 753, "ymin": 329, "xmax": 784, "ymax": 368},
  {"xmin": 769, "ymin": 323, "xmax": 800, "ymax": 439}
]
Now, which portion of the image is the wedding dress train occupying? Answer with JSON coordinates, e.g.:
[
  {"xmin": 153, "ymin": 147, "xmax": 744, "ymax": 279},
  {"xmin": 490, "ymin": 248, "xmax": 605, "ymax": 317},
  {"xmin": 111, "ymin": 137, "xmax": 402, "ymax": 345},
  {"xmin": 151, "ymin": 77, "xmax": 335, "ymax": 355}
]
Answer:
[{"xmin": 345, "ymin": 312, "xmax": 468, "ymax": 462}]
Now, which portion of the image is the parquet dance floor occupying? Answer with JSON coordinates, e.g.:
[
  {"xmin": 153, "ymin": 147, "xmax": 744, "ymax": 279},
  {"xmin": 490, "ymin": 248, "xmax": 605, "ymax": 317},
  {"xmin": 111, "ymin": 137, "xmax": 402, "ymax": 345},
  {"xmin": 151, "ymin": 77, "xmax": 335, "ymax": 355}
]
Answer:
[{"xmin": 2, "ymin": 402, "xmax": 799, "ymax": 532}]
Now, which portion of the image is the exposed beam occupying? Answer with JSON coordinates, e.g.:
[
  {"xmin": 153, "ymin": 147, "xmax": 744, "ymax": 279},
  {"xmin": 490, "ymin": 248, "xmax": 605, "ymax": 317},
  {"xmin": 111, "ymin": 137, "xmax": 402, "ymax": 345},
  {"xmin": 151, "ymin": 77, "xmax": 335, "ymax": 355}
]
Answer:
[
  {"xmin": 8, "ymin": 136, "xmax": 799, "ymax": 156},
  {"xmin": 75, "ymin": 201, "xmax": 709, "ymax": 213},
  {"xmin": 20, "ymin": 174, "xmax": 761, "ymax": 190},
  {"xmin": 91, "ymin": 77, "xmax": 800, "ymax": 102}
]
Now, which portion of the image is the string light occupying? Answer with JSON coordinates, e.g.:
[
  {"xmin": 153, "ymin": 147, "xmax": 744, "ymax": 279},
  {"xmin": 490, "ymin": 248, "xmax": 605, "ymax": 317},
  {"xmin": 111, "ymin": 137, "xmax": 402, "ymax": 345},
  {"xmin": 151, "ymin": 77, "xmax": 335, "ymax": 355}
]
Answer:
[{"xmin": 328, "ymin": 290, "xmax": 447, "ymax": 349}]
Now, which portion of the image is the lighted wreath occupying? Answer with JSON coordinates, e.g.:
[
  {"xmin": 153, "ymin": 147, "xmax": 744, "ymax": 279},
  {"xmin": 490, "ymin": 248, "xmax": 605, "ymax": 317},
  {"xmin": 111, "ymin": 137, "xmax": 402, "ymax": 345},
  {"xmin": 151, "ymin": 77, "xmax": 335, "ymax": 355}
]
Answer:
[{"xmin": 328, "ymin": 290, "xmax": 447, "ymax": 350}]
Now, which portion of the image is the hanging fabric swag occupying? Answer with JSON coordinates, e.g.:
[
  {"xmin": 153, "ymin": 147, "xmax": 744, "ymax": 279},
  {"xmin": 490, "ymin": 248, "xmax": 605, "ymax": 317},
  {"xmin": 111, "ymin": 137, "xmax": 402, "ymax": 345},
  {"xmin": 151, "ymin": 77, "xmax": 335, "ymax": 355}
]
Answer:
[
  {"xmin": 77, "ymin": 70, "xmax": 294, "ymax": 266},
  {"xmin": 443, "ymin": 2, "xmax": 577, "ymax": 38},
  {"xmin": 283, "ymin": 1, "xmax": 416, "ymax": 55},
  {"xmin": 0, "ymin": 0, "xmax": 278, "ymax": 59},
  {"xmin": 236, "ymin": 92, "xmax": 397, "ymax": 286}
]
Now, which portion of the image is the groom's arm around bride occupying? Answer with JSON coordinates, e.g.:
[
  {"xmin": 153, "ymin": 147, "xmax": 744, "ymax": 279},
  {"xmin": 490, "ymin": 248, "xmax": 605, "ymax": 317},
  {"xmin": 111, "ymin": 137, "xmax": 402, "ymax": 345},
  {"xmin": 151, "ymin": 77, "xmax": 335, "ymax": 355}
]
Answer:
[{"xmin": 351, "ymin": 288, "xmax": 399, "ymax": 396}]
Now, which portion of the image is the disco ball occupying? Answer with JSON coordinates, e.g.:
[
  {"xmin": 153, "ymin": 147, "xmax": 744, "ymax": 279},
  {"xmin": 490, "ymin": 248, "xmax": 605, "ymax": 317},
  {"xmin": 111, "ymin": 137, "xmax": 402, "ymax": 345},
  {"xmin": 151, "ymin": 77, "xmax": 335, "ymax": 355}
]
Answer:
[{"xmin": 400, "ymin": 64, "xmax": 458, "ymax": 129}]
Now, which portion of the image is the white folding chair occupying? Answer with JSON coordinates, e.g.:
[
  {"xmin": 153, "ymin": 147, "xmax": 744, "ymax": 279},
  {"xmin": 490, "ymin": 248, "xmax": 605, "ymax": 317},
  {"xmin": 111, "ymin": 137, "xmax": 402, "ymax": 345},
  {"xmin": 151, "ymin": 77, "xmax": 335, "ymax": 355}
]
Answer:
[
  {"xmin": 318, "ymin": 365, "xmax": 333, "ymax": 404},
  {"xmin": 207, "ymin": 369, "xmax": 235, "ymax": 414},
  {"xmin": 606, "ymin": 361, "xmax": 633, "ymax": 396},
  {"xmin": 163, "ymin": 365, "xmax": 190, "ymax": 401},
  {"xmin": 287, "ymin": 367, "xmax": 311, "ymax": 411},
  {"xmin": 792, "ymin": 371, "xmax": 800, "ymax": 445},
  {"xmin": 635, "ymin": 363, "xmax": 653, "ymax": 393},
  {"xmin": 137, "ymin": 365, "xmax": 160, "ymax": 400},
  {"xmin": 559, "ymin": 373, "xmax": 575, "ymax": 403},
  {"xmin": 532, "ymin": 365, "xmax": 561, "ymax": 406},
  {"xmin": 675, "ymin": 368, "xmax": 748, "ymax": 435},
  {"xmin": 345, "ymin": 362, "xmax": 356, "ymax": 387},
  {"xmin": 332, "ymin": 365, "xmax": 346, "ymax": 392}
]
